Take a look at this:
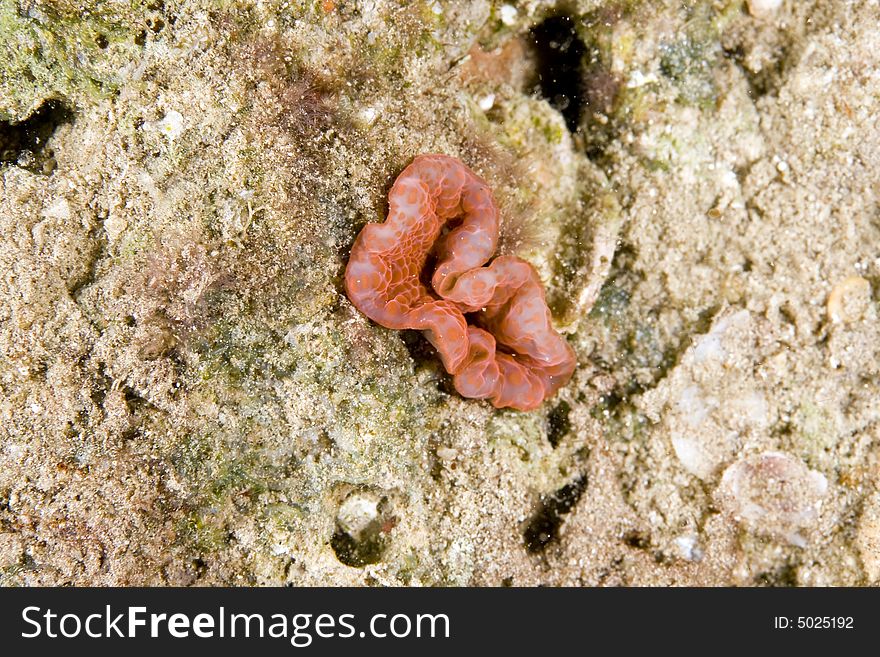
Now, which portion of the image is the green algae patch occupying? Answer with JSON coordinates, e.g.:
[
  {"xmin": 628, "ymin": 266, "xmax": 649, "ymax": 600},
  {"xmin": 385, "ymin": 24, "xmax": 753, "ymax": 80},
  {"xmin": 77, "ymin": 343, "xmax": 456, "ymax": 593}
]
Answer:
[{"xmin": 0, "ymin": 0, "xmax": 157, "ymax": 120}]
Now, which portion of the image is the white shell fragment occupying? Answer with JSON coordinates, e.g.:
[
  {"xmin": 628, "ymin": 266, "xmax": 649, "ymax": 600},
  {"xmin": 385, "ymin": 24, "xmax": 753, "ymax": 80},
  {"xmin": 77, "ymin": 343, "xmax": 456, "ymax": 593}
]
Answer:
[
  {"xmin": 155, "ymin": 110, "xmax": 185, "ymax": 141},
  {"xmin": 336, "ymin": 492, "xmax": 380, "ymax": 539},
  {"xmin": 747, "ymin": 0, "xmax": 783, "ymax": 18},
  {"xmin": 719, "ymin": 451, "xmax": 828, "ymax": 546},
  {"xmin": 642, "ymin": 308, "xmax": 768, "ymax": 480},
  {"xmin": 499, "ymin": 4, "xmax": 518, "ymax": 26},
  {"xmin": 826, "ymin": 275, "xmax": 871, "ymax": 324}
]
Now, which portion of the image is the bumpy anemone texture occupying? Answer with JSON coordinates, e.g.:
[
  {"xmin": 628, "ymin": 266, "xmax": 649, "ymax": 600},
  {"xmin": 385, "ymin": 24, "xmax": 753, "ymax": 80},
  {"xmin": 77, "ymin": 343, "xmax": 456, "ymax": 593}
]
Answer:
[{"xmin": 345, "ymin": 154, "xmax": 575, "ymax": 411}]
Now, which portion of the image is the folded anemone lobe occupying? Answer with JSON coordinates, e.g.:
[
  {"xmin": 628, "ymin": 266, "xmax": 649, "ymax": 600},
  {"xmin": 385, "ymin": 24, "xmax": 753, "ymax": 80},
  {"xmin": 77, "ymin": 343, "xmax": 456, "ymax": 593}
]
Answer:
[{"xmin": 345, "ymin": 154, "xmax": 575, "ymax": 411}]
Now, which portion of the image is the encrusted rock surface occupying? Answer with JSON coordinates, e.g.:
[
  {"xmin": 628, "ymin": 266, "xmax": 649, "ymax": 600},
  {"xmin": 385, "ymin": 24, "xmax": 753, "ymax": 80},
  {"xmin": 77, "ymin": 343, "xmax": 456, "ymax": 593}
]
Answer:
[{"xmin": 1, "ymin": 0, "xmax": 878, "ymax": 586}]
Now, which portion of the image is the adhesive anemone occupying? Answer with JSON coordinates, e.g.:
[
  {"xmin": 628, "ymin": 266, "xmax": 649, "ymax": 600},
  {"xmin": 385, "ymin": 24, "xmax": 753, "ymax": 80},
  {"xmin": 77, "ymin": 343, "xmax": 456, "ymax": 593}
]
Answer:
[{"xmin": 345, "ymin": 154, "xmax": 576, "ymax": 411}]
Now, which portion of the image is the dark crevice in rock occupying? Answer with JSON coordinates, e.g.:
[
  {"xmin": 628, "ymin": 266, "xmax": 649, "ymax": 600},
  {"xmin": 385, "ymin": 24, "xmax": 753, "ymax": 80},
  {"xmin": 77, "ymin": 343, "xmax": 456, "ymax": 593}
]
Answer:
[
  {"xmin": 330, "ymin": 493, "xmax": 396, "ymax": 568},
  {"xmin": 755, "ymin": 562, "xmax": 799, "ymax": 587},
  {"xmin": 623, "ymin": 530, "xmax": 649, "ymax": 549},
  {"xmin": 546, "ymin": 400, "xmax": 572, "ymax": 448},
  {"xmin": 330, "ymin": 529, "xmax": 384, "ymax": 568},
  {"xmin": 529, "ymin": 14, "xmax": 587, "ymax": 134},
  {"xmin": 0, "ymin": 99, "xmax": 72, "ymax": 174},
  {"xmin": 722, "ymin": 43, "xmax": 793, "ymax": 99},
  {"xmin": 523, "ymin": 475, "xmax": 588, "ymax": 553}
]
